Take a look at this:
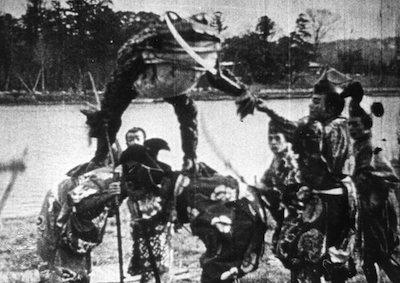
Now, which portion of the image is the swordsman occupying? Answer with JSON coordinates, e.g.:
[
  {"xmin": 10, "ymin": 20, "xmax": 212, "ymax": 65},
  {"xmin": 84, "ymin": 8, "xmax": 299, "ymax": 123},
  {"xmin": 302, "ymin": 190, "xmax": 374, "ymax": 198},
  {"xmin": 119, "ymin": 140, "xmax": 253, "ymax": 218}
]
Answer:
[
  {"xmin": 348, "ymin": 84, "xmax": 400, "ymax": 283},
  {"xmin": 257, "ymin": 71, "xmax": 357, "ymax": 282}
]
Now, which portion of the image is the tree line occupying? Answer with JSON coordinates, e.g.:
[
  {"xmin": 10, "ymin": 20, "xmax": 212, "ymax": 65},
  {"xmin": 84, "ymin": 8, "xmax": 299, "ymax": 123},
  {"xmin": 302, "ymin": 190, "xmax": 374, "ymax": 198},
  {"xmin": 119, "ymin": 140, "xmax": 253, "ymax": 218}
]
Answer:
[
  {"xmin": 221, "ymin": 10, "xmax": 399, "ymax": 86},
  {"xmin": 0, "ymin": 0, "xmax": 162, "ymax": 91},
  {"xmin": 0, "ymin": 0, "xmax": 398, "ymax": 92}
]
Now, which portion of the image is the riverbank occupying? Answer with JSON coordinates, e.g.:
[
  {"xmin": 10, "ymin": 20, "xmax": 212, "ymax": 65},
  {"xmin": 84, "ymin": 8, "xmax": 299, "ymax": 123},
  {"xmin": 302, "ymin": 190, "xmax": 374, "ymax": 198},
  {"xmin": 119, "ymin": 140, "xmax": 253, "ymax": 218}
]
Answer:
[
  {"xmin": 0, "ymin": 87, "xmax": 398, "ymax": 106},
  {"xmin": 0, "ymin": 203, "xmax": 290, "ymax": 283},
  {"xmin": 0, "ymin": 210, "xmax": 372, "ymax": 283},
  {"xmin": 0, "ymin": 204, "xmax": 205, "ymax": 282}
]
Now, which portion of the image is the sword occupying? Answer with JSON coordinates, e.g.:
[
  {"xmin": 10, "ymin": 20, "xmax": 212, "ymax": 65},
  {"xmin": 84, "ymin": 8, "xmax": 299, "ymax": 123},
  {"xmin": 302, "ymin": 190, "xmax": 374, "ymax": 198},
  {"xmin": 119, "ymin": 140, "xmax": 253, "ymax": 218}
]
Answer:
[
  {"xmin": 164, "ymin": 11, "xmax": 243, "ymax": 91},
  {"xmin": 199, "ymin": 112, "xmax": 248, "ymax": 184}
]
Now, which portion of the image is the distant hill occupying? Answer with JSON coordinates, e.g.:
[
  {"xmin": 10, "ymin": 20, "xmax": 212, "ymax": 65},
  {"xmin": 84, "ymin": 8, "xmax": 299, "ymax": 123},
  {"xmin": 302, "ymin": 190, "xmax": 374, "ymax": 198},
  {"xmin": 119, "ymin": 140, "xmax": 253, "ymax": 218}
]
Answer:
[{"xmin": 319, "ymin": 37, "xmax": 398, "ymax": 67}]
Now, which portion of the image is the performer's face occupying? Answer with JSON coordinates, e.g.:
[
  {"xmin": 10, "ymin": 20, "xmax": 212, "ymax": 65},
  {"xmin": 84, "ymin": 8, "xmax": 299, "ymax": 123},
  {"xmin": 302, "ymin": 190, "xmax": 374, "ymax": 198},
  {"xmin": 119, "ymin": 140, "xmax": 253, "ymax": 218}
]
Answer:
[
  {"xmin": 126, "ymin": 131, "xmax": 145, "ymax": 147},
  {"xmin": 348, "ymin": 117, "xmax": 366, "ymax": 140},
  {"xmin": 268, "ymin": 133, "xmax": 287, "ymax": 154},
  {"xmin": 309, "ymin": 94, "xmax": 328, "ymax": 121}
]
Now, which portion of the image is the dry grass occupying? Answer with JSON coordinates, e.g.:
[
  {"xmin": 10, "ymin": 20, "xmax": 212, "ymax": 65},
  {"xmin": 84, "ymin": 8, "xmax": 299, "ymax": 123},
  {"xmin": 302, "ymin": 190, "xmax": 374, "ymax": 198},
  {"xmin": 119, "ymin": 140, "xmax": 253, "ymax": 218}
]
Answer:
[{"xmin": 0, "ymin": 203, "xmax": 386, "ymax": 282}]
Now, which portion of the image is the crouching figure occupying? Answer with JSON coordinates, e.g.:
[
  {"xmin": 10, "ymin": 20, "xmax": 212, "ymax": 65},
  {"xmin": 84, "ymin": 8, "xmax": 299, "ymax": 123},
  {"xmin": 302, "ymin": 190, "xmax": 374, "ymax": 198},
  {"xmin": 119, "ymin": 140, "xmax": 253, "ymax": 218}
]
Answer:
[
  {"xmin": 37, "ymin": 166, "xmax": 122, "ymax": 282},
  {"xmin": 119, "ymin": 144, "xmax": 269, "ymax": 283},
  {"xmin": 173, "ymin": 165, "xmax": 268, "ymax": 283}
]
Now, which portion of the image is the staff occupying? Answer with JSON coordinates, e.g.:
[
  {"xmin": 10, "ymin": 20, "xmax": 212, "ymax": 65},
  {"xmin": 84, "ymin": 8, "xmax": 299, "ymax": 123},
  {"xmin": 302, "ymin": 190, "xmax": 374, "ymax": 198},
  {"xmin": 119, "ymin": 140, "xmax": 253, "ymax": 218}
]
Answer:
[
  {"xmin": 104, "ymin": 123, "xmax": 125, "ymax": 283},
  {"xmin": 87, "ymin": 72, "xmax": 125, "ymax": 282},
  {"xmin": 0, "ymin": 148, "xmax": 28, "ymax": 218}
]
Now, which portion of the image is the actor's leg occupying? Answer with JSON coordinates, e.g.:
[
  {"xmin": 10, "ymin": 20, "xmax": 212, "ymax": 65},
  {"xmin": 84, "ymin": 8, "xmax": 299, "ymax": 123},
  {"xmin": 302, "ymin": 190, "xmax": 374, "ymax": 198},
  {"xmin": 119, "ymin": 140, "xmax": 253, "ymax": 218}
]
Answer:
[
  {"xmin": 37, "ymin": 191, "xmax": 58, "ymax": 264},
  {"xmin": 362, "ymin": 260, "xmax": 379, "ymax": 283},
  {"xmin": 378, "ymin": 256, "xmax": 400, "ymax": 283},
  {"xmin": 271, "ymin": 208, "xmax": 284, "ymax": 254},
  {"xmin": 37, "ymin": 191, "xmax": 60, "ymax": 282},
  {"xmin": 323, "ymin": 195, "xmax": 352, "ymax": 283}
]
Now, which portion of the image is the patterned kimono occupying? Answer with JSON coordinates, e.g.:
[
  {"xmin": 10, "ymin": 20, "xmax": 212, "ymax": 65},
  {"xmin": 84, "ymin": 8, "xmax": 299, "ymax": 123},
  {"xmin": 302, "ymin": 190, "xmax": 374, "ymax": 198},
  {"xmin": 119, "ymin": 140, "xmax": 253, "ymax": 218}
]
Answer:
[
  {"xmin": 270, "ymin": 115, "xmax": 356, "ymax": 281},
  {"xmin": 126, "ymin": 170, "xmax": 173, "ymax": 282},
  {"xmin": 176, "ymin": 171, "xmax": 267, "ymax": 283},
  {"xmin": 37, "ymin": 167, "xmax": 118, "ymax": 283},
  {"xmin": 295, "ymin": 118, "xmax": 356, "ymax": 279},
  {"xmin": 261, "ymin": 146, "xmax": 301, "ymax": 190},
  {"xmin": 352, "ymin": 133, "xmax": 400, "ymax": 282},
  {"xmin": 297, "ymin": 117, "xmax": 351, "ymax": 192},
  {"xmin": 260, "ymin": 145, "xmax": 301, "ymax": 252}
]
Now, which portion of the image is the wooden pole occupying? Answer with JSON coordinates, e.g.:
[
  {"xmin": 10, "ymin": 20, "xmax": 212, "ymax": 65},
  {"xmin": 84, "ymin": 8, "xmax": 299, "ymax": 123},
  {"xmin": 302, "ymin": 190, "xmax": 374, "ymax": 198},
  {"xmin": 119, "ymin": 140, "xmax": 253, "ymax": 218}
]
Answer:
[
  {"xmin": 87, "ymin": 71, "xmax": 101, "ymax": 108},
  {"xmin": 104, "ymin": 124, "xmax": 124, "ymax": 283},
  {"xmin": 115, "ymin": 196, "xmax": 124, "ymax": 283},
  {"xmin": 33, "ymin": 68, "xmax": 42, "ymax": 92},
  {"xmin": 15, "ymin": 74, "xmax": 33, "ymax": 94},
  {"xmin": 0, "ymin": 148, "xmax": 28, "ymax": 218},
  {"xmin": 41, "ymin": 66, "xmax": 45, "ymax": 92}
]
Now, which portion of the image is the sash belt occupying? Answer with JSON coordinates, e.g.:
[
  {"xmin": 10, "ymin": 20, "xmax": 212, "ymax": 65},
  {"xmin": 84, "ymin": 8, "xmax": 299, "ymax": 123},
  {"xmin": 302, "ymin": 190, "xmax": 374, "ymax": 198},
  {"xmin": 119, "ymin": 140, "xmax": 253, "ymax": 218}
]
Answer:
[{"xmin": 313, "ymin": 187, "xmax": 344, "ymax": 195}]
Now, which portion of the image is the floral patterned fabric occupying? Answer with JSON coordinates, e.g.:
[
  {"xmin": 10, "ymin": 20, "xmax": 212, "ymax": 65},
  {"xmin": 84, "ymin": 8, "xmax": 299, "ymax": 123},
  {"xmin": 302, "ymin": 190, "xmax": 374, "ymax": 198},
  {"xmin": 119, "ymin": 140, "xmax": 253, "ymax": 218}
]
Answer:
[
  {"xmin": 37, "ymin": 167, "xmax": 118, "ymax": 282},
  {"xmin": 127, "ymin": 185, "xmax": 172, "ymax": 281},
  {"xmin": 261, "ymin": 146, "xmax": 301, "ymax": 190},
  {"xmin": 271, "ymin": 117, "xmax": 356, "ymax": 281},
  {"xmin": 260, "ymin": 145, "xmax": 302, "ymax": 254},
  {"xmin": 353, "ymin": 135, "xmax": 400, "ymax": 260},
  {"xmin": 128, "ymin": 204, "xmax": 170, "ymax": 281},
  {"xmin": 175, "ymin": 173, "xmax": 267, "ymax": 282}
]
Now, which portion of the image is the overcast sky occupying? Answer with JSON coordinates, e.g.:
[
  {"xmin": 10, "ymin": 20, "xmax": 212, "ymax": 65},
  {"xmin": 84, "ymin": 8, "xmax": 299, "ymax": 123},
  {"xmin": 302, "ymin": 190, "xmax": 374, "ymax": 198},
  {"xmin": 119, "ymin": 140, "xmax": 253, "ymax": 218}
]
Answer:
[{"xmin": 1, "ymin": 0, "xmax": 399, "ymax": 41}]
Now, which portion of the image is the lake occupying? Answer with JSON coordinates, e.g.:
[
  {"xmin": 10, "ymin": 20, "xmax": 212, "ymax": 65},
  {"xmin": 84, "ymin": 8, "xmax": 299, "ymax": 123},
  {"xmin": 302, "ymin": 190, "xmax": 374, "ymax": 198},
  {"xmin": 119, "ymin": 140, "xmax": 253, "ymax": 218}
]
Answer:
[{"xmin": 0, "ymin": 96, "xmax": 399, "ymax": 218}]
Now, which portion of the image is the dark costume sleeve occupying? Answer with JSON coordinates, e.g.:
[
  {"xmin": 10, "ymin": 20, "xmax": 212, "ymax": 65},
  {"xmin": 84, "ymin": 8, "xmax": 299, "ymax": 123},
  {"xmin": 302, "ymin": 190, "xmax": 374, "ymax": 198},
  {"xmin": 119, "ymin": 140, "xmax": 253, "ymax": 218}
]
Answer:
[
  {"xmin": 353, "ymin": 139, "xmax": 373, "ymax": 181},
  {"xmin": 353, "ymin": 137, "xmax": 400, "ymax": 265},
  {"xmin": 322, "ymin": 118, "xmax": 351, "ymax": 178},
  {"xmin": 164, "ymin": 95, "xmax": 198, "ymax": 160},
  {"xmin": 260, "ymin": 158, "xmax": 276, "ymax": 188}
]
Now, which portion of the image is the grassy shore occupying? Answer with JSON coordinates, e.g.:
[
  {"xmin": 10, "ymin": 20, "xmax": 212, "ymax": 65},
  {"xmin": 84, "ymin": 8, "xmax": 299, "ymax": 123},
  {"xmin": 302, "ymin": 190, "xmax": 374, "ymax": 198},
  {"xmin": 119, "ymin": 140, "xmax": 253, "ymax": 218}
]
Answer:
[
  {"xmin": 0, "ymin": 200, "xmax": 378, "ymax": 283},
  {"xmin": 0, "ymin": 203, "xmax": 288, "ymax": 283}
]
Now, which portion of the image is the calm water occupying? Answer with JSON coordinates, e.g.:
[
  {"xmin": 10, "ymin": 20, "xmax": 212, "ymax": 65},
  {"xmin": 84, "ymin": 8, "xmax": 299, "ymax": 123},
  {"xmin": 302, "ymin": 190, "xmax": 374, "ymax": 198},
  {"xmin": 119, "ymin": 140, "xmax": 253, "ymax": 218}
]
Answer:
[{"xmin": 0, "ymin": 96, "xmax": 399, "ymax": 218}]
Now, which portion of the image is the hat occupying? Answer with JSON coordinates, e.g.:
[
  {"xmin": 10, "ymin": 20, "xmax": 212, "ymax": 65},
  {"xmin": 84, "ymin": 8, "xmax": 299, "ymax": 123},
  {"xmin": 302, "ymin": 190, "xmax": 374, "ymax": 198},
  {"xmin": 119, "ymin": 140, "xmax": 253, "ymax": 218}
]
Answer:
[
  {"xmin": 119, "ymin": 144, "xmax": 159, "ymax": 168},
  {"xmin": 313, "ymin": 68, "xmax": 346, "ymax": 95},
  {"xmin": 341, "ymin": 81, "xmax": 364, "ymax": 102},
  {"xmin": 324, "ymin": 68, "xmax": 352, "ymax": 85},
  {"xmin": 347, "ymin": 81, "xmax": 384, "ymax": 129},
  {"xmin": 144, "ymin": 138, "xmax": 170, "ymax": 153},
  {"xmin": 349, "ymin": 100, "xmax": 370, "ymax": 123},
  {"xmin": 268, "ymin": 119, "xmax": 281, "ymax": 135}
]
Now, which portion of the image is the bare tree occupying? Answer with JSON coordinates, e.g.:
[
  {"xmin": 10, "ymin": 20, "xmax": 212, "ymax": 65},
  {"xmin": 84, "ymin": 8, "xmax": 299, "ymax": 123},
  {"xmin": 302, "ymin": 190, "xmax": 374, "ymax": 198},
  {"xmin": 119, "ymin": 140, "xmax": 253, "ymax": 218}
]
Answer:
[
  {"xmin": 210, "ymin": 11, "xmax": 227, "ymax": 34},
  {"xmin": 304, "ymin": 8, "xmax": 340, "ymax": 56}
]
